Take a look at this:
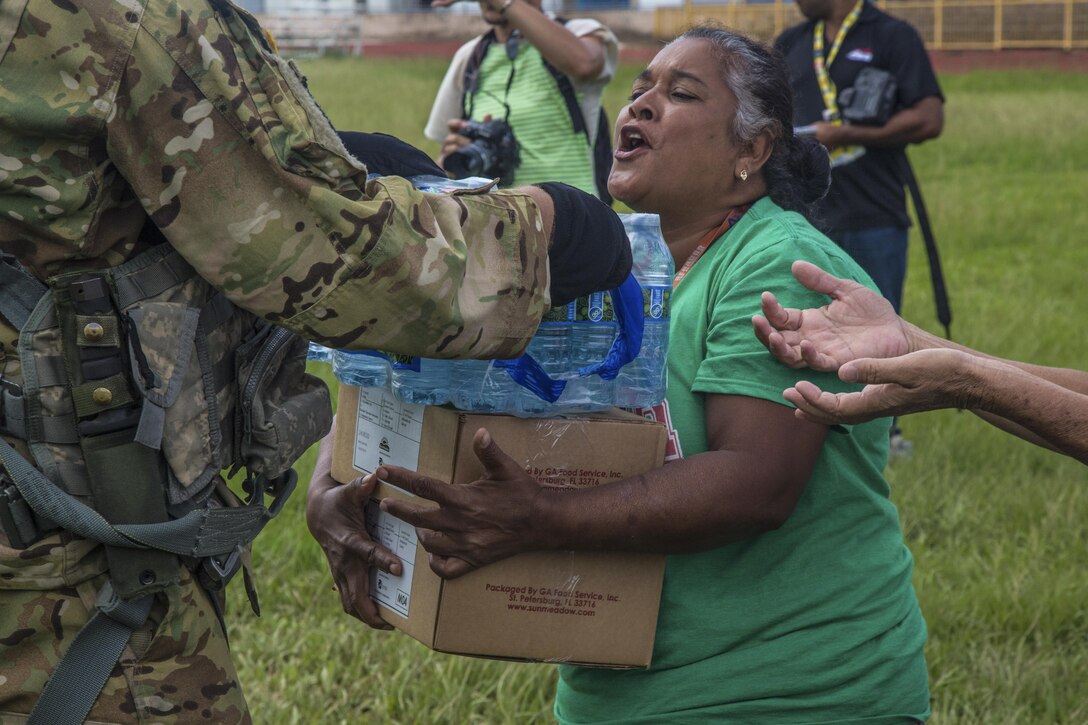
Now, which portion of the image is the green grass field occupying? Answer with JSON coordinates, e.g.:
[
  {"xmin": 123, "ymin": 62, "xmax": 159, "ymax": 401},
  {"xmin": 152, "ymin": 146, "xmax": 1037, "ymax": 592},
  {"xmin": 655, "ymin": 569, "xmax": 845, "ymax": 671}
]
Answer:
[{"xmin": 225, "ymin": 58, "xmax": 1088, "ymax": 723}]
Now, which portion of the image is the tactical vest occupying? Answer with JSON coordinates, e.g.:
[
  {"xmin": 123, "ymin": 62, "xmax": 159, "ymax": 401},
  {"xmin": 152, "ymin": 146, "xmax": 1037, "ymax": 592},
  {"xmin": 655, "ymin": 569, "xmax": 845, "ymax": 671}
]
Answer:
[{"xmin": 0, "ymin": 242, "xmax": 331, "ymax": 724}]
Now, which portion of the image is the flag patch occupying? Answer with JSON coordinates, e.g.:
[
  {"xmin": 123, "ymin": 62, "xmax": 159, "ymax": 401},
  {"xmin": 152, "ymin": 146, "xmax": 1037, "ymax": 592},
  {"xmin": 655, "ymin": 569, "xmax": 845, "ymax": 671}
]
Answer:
[{"xmin": 846, "ymin": 48, "xmax": 874, "ymax": 62}]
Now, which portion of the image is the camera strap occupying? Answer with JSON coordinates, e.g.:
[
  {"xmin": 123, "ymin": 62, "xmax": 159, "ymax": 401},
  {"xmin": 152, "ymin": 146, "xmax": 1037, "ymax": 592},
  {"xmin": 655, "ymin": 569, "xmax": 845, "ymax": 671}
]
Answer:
[
  {"xmin": 900, "ymin": 154, "xmax": 953, "ymax": 339},
  {"xmin": 464, "ymin": 29, "xmax": 515, "ymax": 125},
  {"xmin": 812, "ymin": 0, "xmax": 866, "ymax": 166}
]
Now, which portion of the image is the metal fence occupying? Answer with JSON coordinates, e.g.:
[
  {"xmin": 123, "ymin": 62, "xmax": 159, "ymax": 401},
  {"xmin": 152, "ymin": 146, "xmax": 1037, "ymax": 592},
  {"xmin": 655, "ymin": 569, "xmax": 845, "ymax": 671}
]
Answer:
[
  {"xmin": 260, "ymin": 14, "xmax": 365, "ymax": 55},
  {"xmin": 654, "ymin": 0, "xmax": 1088, "ymax": 49}
]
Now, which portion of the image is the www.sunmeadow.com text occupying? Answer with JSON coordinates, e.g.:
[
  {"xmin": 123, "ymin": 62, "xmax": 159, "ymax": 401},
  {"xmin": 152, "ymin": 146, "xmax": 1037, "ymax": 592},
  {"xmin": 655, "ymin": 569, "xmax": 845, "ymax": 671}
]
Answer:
[{"xmin": 506, "ymin": 602, "xmax": 596, "ymax": 616}]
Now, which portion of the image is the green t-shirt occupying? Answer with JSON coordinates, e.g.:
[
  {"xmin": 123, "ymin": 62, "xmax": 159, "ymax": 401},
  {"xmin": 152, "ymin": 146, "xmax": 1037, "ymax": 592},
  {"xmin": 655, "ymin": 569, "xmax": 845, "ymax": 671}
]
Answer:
[
  {"xmin": 555, "ymin": 198, "xmax": 929, "ymax": 724},
  {"xmin": 470, "ymin": 42, "xmax": 596, "ymax": 194}
]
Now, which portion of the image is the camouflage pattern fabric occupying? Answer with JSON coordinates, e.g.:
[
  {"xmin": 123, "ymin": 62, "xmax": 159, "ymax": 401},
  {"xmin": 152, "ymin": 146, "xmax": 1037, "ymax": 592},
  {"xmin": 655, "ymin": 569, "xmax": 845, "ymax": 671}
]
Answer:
[
  {"xmin": 0, "ymin": 0, "xmax": 555, "ymax": 718},
  {"xmin": 0, "ymin": 559, "xmax": 250, "ymax": 724},
  {"xmin": 0, "ymin": 0, "xmax": 551, "ymax": 365}
]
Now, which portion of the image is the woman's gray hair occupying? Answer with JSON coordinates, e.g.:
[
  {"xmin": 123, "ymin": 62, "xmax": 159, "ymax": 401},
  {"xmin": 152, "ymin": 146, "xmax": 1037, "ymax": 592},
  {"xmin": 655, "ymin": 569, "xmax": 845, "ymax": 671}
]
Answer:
[{"xmin": 671, "ymin": 25, "xmax": 831, "ymax": 216}]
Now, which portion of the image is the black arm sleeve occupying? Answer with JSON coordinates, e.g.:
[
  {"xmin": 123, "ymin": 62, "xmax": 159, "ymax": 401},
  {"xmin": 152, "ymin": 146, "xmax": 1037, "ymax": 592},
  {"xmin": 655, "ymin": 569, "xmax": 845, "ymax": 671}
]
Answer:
[
  {"xmin": 337, "ymin": 131, "xmax": 445, "ymax": 178},
  {"xmin": 537, "ymin": 182, "xmax": 633, "ymax": 306}
]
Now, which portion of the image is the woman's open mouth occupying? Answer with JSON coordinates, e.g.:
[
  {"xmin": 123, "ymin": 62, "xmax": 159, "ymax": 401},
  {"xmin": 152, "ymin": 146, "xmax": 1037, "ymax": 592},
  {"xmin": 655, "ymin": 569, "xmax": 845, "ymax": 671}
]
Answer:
[{"xmin": 615, "ymin": 125, "xmax": 651, "ymax": 160}]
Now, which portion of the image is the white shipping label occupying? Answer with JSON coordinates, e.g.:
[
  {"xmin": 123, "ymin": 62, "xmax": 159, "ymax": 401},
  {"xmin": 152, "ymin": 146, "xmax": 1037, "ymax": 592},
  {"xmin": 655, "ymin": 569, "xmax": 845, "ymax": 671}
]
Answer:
[
  {"xmin": 365, "ymin": 502, "xmax": 417, "ymax": 618},
  {"xmin": 352, "ymin": 387, "xmax": 425, "ymax": 474}
]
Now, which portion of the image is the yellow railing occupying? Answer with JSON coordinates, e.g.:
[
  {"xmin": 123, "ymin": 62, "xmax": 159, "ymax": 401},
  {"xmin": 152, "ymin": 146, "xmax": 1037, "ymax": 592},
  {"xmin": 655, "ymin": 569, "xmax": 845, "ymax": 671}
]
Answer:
[{"xmin": 654, "ymin": 0, "xmax": 1088, "ymax": 50}]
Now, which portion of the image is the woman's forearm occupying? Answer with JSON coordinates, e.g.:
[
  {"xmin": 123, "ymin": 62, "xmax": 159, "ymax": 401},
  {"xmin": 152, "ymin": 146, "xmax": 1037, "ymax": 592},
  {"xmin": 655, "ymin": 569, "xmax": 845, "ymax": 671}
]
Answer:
[
  {"xmin": 532, "ymin": 447, "xmax": 816, "ymax": 555},
  {"xmin": 906, "ymin": 326, "xmax": 1088, "ymax": 460},
  {"xmin": 909, "ymin": 324, "xmax": 1088, "ymax": 393},
  {"xmin": 963, "ymin": 358, "xmax": 1088, "ymax": 464}
]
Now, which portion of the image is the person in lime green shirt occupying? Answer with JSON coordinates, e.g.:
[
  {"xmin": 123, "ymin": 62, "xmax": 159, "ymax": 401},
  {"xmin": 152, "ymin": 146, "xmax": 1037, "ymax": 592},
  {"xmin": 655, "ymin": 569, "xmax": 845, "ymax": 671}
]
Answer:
[
  {"xmin": 424, "ymin": 0, "xmax": 618, "ymax": 198},
  {"xmin": 358, "ymin": 25, "xmax": 930, "ymax": 723}
]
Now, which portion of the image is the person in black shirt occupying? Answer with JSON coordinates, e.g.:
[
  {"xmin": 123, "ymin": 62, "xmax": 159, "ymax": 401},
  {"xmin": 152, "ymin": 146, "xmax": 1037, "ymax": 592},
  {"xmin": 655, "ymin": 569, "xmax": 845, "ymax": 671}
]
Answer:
[
  {"xmin": 776, "ymin": 0, "xmax": 943, "ymax": 313},
  {"xmin": 776, "ymin": 0, "xmax": 944, "ymax": 456}
]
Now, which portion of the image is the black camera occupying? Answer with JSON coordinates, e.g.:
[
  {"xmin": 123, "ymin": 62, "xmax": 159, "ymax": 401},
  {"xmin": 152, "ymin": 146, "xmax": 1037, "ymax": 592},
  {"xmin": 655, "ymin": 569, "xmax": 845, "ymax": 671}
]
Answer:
[
  {"xmin": 442, "ymin": 119, "xmax": 520, "ymax": 185},
  {"xmin": 837, "ymin": 67, "xmax": 898, "ymax": 126}
]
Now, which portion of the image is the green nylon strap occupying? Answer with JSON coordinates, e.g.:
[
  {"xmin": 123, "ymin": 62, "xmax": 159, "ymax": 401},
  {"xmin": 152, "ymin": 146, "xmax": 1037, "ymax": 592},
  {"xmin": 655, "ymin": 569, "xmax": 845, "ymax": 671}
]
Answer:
[
  {"xmin": 2, "ymin": 400, "xmax": 81, "ymax": 445},
  {"xmin": 27, "ymin": 584, "xmax": 153, "ymax": 725},
  {"xmin": 74, "ymin": 313, "xmax": 122, "ymax": 347},
  {"xmin": 30, "ymin": 353, "xmax": 67, "ymax": 388},
  {"xmin": 0, "ymin": 253, "xmax": 47, "ymax": 330},
  {"xmin": 0, "ymin": 437, "xmax": 276, "ymax": 557},
  {"xmin": 71, "ymin": 372, "xmax": 136, "ymax": 418},
  {"xmin": 111, "ymin": 245, "xmax": 195, "ymax": 309},
  {"xmin": 38, "ymin": 414, "xmax": 80, "ymax": 445}
]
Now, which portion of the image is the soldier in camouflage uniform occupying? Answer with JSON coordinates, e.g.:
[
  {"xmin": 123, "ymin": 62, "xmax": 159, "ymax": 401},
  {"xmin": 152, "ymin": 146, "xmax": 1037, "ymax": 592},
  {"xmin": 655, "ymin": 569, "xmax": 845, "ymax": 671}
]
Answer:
[{"xmin": 0, "ymin": 0, "xmax": 631, "ymax": 722}]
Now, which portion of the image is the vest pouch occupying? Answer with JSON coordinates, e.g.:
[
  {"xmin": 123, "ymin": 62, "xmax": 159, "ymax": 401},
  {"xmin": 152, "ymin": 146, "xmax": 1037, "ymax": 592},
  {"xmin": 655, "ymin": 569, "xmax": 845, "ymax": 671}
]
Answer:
[
  {"xmin": 235, "ymin": 325, "xmax": 331, "ymax": 477},
  {"xmin": 124, "ymin": 300, "xmax": 225, "ymax": 506},
  {"xmin": 80, "ymin": 426, "xmax": 179, "ymax": 599}
]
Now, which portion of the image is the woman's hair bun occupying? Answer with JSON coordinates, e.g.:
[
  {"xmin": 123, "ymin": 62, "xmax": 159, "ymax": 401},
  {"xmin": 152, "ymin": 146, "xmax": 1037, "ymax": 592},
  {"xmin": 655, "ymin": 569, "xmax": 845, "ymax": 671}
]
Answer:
[{"xmin": 789, "ymin": 134, "xmax": 832, "ymax": 205}]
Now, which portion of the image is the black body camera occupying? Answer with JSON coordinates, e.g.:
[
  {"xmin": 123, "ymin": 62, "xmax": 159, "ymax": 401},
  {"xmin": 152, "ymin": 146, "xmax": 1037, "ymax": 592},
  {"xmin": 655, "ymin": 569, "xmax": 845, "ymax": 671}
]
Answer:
[
  {"xmin": 837, "ymin": 67, "xmax": 898, "ymax": 125},
  {"xmin": 442, "ymin": 119, "xmax": 521, "ymax": 185}
]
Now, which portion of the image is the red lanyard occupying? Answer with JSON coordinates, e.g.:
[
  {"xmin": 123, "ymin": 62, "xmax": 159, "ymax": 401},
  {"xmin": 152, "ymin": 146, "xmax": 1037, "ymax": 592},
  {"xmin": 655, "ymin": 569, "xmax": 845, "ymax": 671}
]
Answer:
[{"xmin": 672, "ymin": 205, "xmax": 749, "ymax": 288}]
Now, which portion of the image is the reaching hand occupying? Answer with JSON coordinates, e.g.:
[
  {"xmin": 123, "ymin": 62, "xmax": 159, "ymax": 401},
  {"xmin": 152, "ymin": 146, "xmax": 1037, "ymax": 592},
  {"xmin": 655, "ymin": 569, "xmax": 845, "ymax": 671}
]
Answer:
[
  {"xmin": 438, "ymin": 118, "xmax": 472, "ymax": 165},
  {"xmin": 753, "ymin": 260, "xmax": 912, "ymax": 372},
  {"xmin": 305, "ymin": 432, "xmax": 401, "ymax": 630},
  {"xmin": 378, "ymin": 428, "xmax": 548, "ymax": 579},
  {"xmin": 784, "ymin": 348, "xmax": 978, "ymax": 424}
]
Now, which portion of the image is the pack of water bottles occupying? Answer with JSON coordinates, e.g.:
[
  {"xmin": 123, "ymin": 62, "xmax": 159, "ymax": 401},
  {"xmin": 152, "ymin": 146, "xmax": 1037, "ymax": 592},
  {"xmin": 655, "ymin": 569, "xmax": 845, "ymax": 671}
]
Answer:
[{"xmin": 309, "ymin": 177, "xmax": 672, "ymax": 416}]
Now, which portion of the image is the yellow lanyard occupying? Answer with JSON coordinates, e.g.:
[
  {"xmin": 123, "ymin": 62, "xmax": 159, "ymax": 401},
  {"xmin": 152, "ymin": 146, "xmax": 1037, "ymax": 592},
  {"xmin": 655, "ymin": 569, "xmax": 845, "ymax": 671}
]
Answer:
[{"xmin": 812, "ymin": 0, "xmax": 865, "ymax": 119}]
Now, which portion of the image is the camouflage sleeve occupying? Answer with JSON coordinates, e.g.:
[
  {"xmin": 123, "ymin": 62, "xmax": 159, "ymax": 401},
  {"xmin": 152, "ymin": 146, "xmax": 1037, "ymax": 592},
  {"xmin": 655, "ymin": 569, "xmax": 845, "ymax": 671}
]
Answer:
[{"xmin": 106, "ymin": 0, "xmax": 549, "ymax": 359}]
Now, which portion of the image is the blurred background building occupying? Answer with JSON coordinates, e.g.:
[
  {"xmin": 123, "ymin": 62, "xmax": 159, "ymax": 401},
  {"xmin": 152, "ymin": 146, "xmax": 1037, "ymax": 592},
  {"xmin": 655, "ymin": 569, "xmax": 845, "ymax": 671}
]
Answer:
[{"xmin": 239, "ymin": 0, "xmax": 1088, "ymax": 57}]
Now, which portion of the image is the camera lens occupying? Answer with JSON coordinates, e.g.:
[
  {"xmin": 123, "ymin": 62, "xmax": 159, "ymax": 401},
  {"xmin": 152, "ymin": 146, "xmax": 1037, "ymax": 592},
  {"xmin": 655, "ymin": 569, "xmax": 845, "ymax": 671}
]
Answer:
[{"xmin": 443, "ymin": 142, "xmax": 496, "ymax": 180}]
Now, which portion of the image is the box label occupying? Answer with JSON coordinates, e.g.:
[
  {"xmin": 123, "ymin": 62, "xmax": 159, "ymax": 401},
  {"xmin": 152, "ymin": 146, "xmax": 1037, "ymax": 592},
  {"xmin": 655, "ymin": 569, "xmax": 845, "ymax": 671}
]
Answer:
[
  {"xmin": 365, "ymin": 501, "xmax": 418, "ymax": 618},
  {"xmin": 486, "ymin": 582, "xmax": 622, "ymax": 618},
  {"xmin": 523, "ymin": 464, "xmax": 627, "ymax": 488},
  {"xmin": 352, "ymin": 388, "xmax": 425, "ymax": 474}
]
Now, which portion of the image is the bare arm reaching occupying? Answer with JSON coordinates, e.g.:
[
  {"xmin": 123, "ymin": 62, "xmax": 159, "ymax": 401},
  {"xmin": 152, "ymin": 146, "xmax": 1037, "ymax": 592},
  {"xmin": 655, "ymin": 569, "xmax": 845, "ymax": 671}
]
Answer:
[{"xmin": 755, "ymin": 261, "xmax": 1088, "ymax": 464}]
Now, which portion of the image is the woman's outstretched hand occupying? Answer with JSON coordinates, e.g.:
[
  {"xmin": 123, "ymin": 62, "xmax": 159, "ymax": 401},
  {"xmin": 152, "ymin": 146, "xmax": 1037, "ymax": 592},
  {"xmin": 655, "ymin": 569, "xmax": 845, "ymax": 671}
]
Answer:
[
  {"xmin": 378, "ymin": 428, "xmax": 549, "ymax": 579},
  {"xmin": 784, "ymin": 348, "xmax": 979, "ymax": 424},
  {"xmin": 306, "ymin": 431, "xmax": 402, "ymax": 630},
  {"xmin": 752, "ymin": 260, "xmax": 912, "ymax": 371}
]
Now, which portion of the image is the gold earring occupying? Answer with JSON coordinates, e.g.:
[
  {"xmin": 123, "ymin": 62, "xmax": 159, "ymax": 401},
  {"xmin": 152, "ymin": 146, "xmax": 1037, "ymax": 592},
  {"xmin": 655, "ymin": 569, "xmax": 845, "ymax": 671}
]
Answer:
[{"xmin": 740, "ymin": 169, "xmax": 748, "ymax": 182}]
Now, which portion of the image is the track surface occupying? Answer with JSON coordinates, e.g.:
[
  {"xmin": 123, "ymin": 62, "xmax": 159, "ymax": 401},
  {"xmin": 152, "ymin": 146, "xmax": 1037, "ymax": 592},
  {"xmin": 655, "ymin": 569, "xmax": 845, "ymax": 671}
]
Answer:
[{"xmin": 360, "ymin": 40, "xmax": 1088, "ymax": 72}]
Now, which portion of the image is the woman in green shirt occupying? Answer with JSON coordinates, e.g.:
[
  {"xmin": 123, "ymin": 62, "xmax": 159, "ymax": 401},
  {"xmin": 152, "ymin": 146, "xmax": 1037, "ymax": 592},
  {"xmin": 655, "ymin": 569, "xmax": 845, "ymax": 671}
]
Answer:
[{"xmin": 371, "ymin": 26, "xmax": 930, "ymax": 723}]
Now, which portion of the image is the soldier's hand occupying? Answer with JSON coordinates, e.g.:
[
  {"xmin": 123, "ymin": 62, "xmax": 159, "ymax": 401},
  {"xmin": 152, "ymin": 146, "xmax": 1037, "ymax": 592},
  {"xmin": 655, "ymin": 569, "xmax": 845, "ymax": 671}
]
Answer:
[
  {"xmin": 534, "ymin": 182, "xmax": 633, "ymax": 305},
  {"xmin": 305, "ymin": 430, "xmax": 400, "ymax": 630}
]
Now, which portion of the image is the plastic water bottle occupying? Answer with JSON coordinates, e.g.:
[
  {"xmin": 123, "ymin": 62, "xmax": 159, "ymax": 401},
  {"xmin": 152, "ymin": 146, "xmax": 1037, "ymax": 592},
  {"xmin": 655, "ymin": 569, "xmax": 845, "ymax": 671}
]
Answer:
[
  {"xmin": 307, "ymin": 342, "xmax": 333, "ymax": 364},
  {"xmin": 615, "ymin": 214, "xmax": 672, "ymax": 408},
  {"xmin": 564, "ymin": 292, "xmax": 617, "ymax": 410},
  {"xmin": 450, "ymin": 359, "xmax": 519, "ymax": 412},
  {"xmin": 390, "ymin": 354, "xmax": 451, "ymax": 406},
  {"xmin": 398, "ymin": 174, "xmax": 495, "ymax": 409},
  {"xmin": 333, "ymin": 349, "xmax": 390, "ymax": 389},
  {"xmin": 515, "ymin": 302, "xmax": 574, "ymax": 416},
  {"xmin": 410, "ymin": 174, "xmax": 493, "ymax": 193}
]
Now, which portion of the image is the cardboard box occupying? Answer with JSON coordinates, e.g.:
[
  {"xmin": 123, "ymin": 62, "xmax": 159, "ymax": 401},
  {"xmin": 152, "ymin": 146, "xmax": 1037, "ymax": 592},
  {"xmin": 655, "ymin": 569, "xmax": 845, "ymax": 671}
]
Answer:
[{"xmin": 331, "ymin": 385, "xmax": 668, "ymax": 668}]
